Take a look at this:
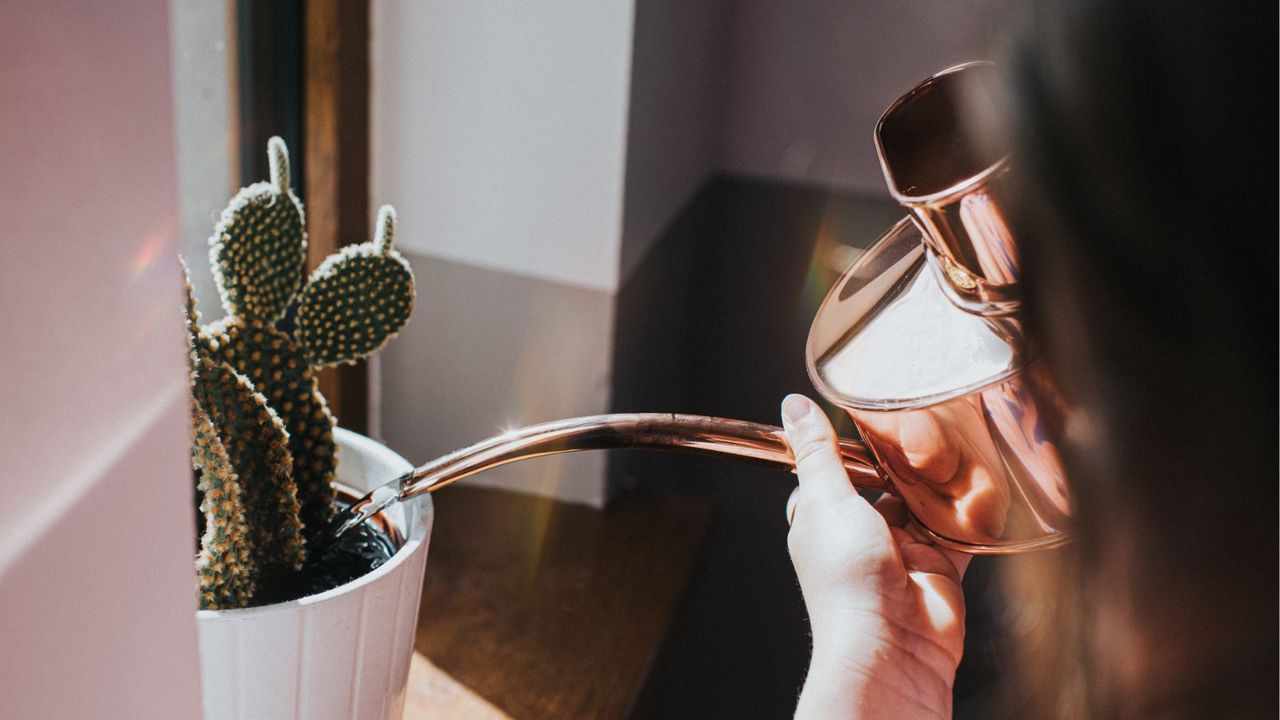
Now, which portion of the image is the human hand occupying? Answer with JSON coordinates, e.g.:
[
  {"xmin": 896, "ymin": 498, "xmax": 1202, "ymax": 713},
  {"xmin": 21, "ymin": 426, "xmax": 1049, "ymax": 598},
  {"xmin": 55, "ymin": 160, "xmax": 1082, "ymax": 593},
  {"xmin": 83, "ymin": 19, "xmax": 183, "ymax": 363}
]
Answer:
[{"xmin": 781, "ymin": 394, "xmax": 970, "ymax": 720}]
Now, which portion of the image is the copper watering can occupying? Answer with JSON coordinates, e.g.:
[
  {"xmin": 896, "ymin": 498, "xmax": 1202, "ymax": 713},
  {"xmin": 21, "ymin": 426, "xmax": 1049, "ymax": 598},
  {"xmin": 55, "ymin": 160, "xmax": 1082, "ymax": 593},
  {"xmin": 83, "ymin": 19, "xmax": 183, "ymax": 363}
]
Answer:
[{"xmin": 336, "ymin": 63, "xmax": 1070, "ymax": 555}]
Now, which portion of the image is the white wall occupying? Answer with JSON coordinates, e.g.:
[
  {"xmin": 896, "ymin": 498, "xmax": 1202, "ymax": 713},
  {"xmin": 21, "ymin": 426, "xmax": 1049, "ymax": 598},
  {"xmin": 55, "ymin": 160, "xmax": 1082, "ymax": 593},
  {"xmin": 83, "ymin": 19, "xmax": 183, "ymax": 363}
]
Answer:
[
  {"xmin": 720, "ymin": 0, "xmax": 995, "ymax": 195},
  {"xmin": 381, "ymin": 257, "xmax": 615, "ymax": 507},
  {"xmin": 0, "ymin": 1, "xmax": 204, "ymax": 717},
  {"xmin": 372, "ymin": 1, "xmax": 637, "ymax": 505},
  {"xmin": 372, "ymin": 0, "xmax": 636, "ymax": 293},
  {"xmin": 372, "ymin": 0, "xmax": 995, "ymax": 284},
  {"xmin": 170, "ymin": 0, "xmax": 237, "ymax": 321}
]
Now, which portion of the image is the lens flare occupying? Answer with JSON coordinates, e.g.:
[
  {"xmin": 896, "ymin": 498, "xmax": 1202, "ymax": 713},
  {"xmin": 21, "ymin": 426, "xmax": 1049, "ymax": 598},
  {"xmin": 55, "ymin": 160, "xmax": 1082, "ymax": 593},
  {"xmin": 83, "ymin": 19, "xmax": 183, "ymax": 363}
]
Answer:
[{"xmin": 130, "ymin": 211, "xmax": 179, "ymax": 279}]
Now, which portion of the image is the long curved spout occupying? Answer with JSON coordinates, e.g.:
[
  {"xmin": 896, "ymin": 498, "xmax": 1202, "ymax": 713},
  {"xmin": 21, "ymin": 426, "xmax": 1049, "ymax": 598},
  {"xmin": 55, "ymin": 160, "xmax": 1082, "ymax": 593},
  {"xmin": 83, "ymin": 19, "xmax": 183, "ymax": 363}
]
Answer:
[{"xmin": 331, "ymin": 413, "xmax": 885, "ymax": 538}]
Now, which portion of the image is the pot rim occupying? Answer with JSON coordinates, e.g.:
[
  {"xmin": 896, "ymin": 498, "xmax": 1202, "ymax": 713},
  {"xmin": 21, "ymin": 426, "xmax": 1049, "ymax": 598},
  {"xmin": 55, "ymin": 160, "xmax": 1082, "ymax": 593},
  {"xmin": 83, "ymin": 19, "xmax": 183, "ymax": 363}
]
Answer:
[{"xmin": 195, "ymin": 428, "xmax": 429, "ymax": 620}]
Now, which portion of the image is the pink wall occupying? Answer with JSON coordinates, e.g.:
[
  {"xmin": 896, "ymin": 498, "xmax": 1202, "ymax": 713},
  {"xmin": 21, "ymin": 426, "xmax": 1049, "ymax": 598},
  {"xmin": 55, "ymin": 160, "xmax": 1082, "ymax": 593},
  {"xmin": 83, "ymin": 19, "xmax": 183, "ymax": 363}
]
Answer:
[{"xmin": 0, "ymin": 1, "xmax": 204, "ymax": 717}]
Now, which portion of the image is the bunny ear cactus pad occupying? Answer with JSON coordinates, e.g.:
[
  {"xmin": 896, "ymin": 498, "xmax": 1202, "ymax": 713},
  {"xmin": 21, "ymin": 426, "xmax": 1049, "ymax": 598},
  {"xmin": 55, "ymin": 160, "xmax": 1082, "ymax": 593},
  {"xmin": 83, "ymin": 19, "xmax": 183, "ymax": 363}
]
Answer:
[
  {"xmin": 297, "ymin": 206, "xmax": 415, "ymax": 368},
  {"xmin": 210, "ymin": 136, "xmax": 307, "ymax": 324}
]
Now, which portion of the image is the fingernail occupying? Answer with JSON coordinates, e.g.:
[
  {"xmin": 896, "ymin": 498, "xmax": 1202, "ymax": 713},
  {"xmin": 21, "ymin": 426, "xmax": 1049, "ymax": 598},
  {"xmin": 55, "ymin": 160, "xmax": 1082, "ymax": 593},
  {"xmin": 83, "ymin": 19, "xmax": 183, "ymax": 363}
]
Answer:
[{"xmin": 782, "ymin": 394, "xmax": 811, "ymax": 424}]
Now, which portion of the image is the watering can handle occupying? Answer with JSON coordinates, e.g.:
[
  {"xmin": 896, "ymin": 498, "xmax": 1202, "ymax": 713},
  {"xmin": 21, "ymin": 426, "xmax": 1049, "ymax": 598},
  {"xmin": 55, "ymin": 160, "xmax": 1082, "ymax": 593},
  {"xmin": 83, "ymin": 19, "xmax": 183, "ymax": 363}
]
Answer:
[{"xmin": 333, "ymin": 414, "xmax": 887, "ymax": 538}]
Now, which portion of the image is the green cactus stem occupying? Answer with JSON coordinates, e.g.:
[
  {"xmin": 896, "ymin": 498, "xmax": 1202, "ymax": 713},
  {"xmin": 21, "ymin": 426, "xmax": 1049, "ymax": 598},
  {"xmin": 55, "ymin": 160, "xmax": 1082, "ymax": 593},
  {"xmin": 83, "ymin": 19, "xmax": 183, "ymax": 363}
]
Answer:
[
  {"xmin": 202, "ymin": 318, "xmax": 336, "ymax": 532},
  {"xmin": 187, "ymin": 263, "xmax": 301, "ymax": 607},
  {"xmin": 192, "ymin": 403, "xmax": 256, "ymax": 609},
  {"xmin": 191, "ymin": 345, "xmax": 305, "ymax": 576}
]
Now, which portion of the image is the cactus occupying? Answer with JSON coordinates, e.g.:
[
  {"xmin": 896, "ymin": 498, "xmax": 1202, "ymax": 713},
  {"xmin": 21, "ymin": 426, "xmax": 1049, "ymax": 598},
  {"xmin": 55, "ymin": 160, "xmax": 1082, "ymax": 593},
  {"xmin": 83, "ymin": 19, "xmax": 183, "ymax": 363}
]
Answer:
[
  {"xmin": 297, "ymin": 205, "xmax": 415, "ymax": 368},
  {"xmin": 186, "ymin": 264, "xmax": 301, "ymax": 608},
  {"xmin": 192, "ymin": 404, "xmax": 256, "ymax": 609},
  {"xmin": 188, "ymin": 264, "xmax": 257, "ymax": 609},
  {"xmin": 185, "ymin": 137, "xmax": 415, "ymax": 609}
]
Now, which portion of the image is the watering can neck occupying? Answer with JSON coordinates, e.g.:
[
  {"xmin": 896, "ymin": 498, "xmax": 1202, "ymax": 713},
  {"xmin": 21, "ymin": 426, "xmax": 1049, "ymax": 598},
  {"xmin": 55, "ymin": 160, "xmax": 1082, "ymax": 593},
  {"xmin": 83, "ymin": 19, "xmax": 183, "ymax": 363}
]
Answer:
[{"xmin": 875, "ymin": 61, "xmax": 1021, "ymax": 317}]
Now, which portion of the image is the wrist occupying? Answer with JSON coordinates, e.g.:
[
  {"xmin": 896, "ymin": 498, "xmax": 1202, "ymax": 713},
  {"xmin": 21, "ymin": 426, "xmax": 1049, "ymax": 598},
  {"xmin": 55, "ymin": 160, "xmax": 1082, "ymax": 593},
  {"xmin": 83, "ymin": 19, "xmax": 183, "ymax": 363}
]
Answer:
[
  {"xmin": 795, "ymin": 656, "xmax": 873, "ymax": 720},
  {"xmin": 800, "ymin": 628, "xmax": 955, "ymax": 720},
  {"xmin": 798, "ymin": 657, "xmax": 952, "ymax": 720}
]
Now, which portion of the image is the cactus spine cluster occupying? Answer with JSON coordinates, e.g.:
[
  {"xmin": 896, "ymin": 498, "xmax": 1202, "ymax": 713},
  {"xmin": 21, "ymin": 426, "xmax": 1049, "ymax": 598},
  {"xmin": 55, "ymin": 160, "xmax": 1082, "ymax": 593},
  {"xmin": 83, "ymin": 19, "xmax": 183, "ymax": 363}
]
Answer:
[{"xmin": 187, "ymin": 137, "xmax": 415, "ymax": 609}]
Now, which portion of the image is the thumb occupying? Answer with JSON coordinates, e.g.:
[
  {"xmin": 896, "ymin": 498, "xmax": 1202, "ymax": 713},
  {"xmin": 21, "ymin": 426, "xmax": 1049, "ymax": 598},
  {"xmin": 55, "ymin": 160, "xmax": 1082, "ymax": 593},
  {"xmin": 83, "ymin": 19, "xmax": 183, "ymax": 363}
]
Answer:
[{"xmin": 781, "ymin": 394, "xmax": 855, "ymax": 504}]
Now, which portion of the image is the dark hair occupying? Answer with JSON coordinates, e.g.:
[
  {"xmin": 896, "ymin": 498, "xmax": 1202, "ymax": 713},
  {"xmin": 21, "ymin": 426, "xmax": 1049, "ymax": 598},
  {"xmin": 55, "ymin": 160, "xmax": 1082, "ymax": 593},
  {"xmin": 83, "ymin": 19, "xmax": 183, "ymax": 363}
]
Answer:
[{"xmin": 990, "ymin": 0, "xmax": 1277, "ymax": 716}]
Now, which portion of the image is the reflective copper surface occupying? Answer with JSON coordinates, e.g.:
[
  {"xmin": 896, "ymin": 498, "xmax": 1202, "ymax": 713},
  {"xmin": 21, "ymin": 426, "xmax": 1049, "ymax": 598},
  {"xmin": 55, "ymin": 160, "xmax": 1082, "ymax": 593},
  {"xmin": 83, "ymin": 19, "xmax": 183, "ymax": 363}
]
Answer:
[
  {"xmin": 807, "ymin": 211, "xmax": 1070, "ymax": 554},
  {"xmin": 848, "ymin": 368, "xmax": 1070, "ymax": 553},
  {"xmin": 333, "ymin": 484, "xmax": 404, "ymax": 548},
  {"xmin": 333, "ymin": 414, "xmax": 887, "ymax": 539},
  {"xmin": 876, "ymin": 62, "xmax": 1021, "ymax": 315}
]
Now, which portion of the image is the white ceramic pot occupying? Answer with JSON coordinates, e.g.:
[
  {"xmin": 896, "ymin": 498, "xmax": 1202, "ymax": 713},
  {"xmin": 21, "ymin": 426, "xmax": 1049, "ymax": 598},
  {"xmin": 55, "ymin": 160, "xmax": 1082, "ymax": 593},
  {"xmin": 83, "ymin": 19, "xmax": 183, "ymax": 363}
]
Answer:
[{"xmin": 196, "ymin": 428, "xmax": 432, "ymax": 720}]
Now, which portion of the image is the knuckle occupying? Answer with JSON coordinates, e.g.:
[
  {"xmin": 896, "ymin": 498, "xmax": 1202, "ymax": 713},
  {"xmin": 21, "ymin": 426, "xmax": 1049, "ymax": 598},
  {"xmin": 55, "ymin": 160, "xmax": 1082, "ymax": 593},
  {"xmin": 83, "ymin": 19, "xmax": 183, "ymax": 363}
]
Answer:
[{"xmin": 792, "ymin": 435, "xmax": 834, "ymax": 470}]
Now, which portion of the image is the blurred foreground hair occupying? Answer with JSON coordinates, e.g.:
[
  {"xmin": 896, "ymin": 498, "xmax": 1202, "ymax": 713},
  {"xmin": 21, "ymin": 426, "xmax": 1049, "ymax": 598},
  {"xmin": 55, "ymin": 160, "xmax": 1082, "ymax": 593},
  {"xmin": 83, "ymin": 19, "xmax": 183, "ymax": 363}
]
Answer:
[{"xmin": 985, "ymin": 1, "xmax": 1277, "ymax": 717}]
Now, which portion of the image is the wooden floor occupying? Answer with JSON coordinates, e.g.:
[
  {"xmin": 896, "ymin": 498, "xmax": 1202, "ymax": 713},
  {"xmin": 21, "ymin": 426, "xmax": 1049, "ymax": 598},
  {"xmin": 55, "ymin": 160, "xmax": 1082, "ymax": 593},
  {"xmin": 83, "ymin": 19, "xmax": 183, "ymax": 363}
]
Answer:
[
  {"xmin": 406, "ymin": 653, "xmax": 512, "ymax": 719},
  {"xmin": 405, "ymin": 485, "xmax": 713, "ymax": 719}
]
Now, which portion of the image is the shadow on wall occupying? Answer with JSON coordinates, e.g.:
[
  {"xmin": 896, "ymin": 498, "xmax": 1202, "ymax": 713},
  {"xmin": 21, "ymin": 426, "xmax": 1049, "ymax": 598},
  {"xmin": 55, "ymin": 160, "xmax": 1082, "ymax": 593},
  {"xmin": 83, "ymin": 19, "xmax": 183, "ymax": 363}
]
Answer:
[{"xmin": 611, "ymin": 176, "xmax": 902, "ymax": 718}]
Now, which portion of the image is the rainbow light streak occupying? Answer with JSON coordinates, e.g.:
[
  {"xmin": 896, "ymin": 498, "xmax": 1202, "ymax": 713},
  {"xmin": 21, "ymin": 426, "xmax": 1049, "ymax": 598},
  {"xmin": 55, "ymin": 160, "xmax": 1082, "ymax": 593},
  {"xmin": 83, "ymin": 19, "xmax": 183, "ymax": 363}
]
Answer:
[
  {"xmin": 517, "ymin": 489, "xmax": 556, "ymax": 584},
  {"xmin": 130, "ymin": 211, "xmax": 180, "ymax": 279},
  {"xmin": 502, "ymin": 317, "xmax": 576, "ymax": 576},
  {"xmin": 798, "ymin": 207, "xmax": 858, "ymax": 323},
  {"xmin": 799, "ymin": 206, "xmax": 862, "ymax": 438}
]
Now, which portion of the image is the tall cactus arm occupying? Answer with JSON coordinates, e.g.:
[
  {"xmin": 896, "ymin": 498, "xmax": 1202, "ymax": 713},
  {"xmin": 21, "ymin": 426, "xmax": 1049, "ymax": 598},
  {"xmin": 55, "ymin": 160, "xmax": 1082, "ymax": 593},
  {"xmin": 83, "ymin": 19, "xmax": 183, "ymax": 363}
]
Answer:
[
  {"xmin": 192, "ymin": 347, "xmax": 306, "ymax": 575},
  {"xmin": 181, "ymin": 257, "xmax": 200, "ymax": 335},
  {"xmin": 295, "ymin": 205, "xmax": 415, "ymax": 368},
  {"xmin": 187, "ymin": 260, "xmax": 257, "ymax": 609},
  {"xmin": 209, "ymin": 136, "xmax": 308, "ymax": 324},
  {"xmin": 203, "ymin": 318, "xmax": 338, "ymax": 533},
  {"xmin": 193, "ymin": 401, "xmax": 256, "ymax": 609},
  {"xmin": 181, "ymin": 257, "xmax": 206, "ymax": 376}
]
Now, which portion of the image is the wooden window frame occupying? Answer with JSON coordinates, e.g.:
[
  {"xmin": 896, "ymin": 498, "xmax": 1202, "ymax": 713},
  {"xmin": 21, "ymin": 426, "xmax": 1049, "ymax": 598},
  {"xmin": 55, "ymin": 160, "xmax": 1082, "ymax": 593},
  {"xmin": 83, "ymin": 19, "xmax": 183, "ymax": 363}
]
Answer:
[{"xmin": 237, "ymin": 0, "xmax": 371, "ymax": 433}]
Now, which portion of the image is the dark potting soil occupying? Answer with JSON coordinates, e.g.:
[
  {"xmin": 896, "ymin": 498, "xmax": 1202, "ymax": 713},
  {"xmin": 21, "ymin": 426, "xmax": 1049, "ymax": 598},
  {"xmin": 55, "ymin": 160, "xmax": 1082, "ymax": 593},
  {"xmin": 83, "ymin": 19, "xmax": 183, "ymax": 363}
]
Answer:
[{"xmin": 251, "ymin": 506, "xmax": 398, "ymax": 606}]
